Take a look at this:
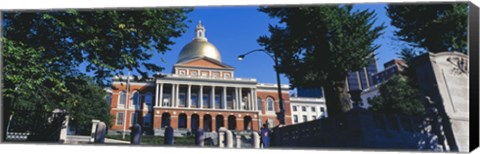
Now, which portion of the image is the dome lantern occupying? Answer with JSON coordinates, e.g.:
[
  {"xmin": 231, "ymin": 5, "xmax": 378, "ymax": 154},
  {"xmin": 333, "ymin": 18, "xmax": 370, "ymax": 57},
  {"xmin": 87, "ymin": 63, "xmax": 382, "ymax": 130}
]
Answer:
[{"xmin": 177, "ymin": 21, "xmax": 222, "ymax": 63}]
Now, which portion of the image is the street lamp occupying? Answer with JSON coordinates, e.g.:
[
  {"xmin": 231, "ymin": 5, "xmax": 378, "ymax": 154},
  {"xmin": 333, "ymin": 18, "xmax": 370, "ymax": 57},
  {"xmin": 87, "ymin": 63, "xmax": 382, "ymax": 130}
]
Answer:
[{"xmin": 238, "ymin": 49, "xmax": 286, "ymax": 126}]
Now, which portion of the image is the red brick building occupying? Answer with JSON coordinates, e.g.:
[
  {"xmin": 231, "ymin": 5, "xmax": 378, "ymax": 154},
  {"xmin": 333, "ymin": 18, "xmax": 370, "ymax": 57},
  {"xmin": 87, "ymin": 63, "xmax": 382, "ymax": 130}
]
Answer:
[{"xmin": 108, "ymin": 21, "xmax": 292, "ymax": 135}]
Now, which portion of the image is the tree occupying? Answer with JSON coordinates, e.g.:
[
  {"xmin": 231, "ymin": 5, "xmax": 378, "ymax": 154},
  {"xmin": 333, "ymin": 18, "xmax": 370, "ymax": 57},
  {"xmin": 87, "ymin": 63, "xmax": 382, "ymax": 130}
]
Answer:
[
  {"xmin": 258, "ymin": 5, "xmax": 385, "ymax": 117},
  {"xmin": 387, "ymin": 3, "xmax": 468, "ymax": 54},
  {"xmin": 66, "ymin": 77, "xmax": 112, "ymax": 135},
  {"xmin": 370, "ymin": 75, "xmax": 425, "ymax": 116},
  {"xmin": 3, "ymin": 9, "xmax": 191, "ymax": 84},
  {"xmin": 2, "ymin": 9, "xmax": 191, "ymax": 140}
]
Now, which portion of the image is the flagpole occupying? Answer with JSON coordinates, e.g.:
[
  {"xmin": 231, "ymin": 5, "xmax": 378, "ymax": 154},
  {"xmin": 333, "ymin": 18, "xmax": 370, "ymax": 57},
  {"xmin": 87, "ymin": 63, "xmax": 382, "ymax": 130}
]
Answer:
[{"xmin": 122, "ymin": 70, "xmax": 130, "ymax": 139}]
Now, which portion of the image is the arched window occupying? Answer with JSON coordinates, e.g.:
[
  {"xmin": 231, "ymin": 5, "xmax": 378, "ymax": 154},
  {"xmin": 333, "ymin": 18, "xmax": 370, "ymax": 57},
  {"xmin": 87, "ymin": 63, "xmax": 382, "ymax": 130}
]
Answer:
[
  {"xmin": 178, "ymin": 114, "xmax": 187, "ymax": 129},
  {"xmin": 228, "ymin": 115, "xmax": 236, "ymax": 130},
  {"xmin": 191, "ymin": 114, "xmax": 200, "ymax": 132},
  {"xmin": 203, "ymin": 115, "xmax": 212, "ymax": 132},
  {"xmin": 257, "ymin": 97, "xmax": 262, "ymax": 111},
  {"xmin": 266, "ymin": 97, "xmax": 274, "ymax": 112},
  {"xmin": 118, "ymin": 91, "xmax": 126, "ymax": 108},
  {"xmin": 161, "ymin": 113, "xmax": 171, "ymax": 128},
  {"xmin": 244, "ymin": 116, "xmax": 252, "ymax": 131},
  {"xmin": 144, "ymin": 92, "xmax": 153, "ymax": 109}
]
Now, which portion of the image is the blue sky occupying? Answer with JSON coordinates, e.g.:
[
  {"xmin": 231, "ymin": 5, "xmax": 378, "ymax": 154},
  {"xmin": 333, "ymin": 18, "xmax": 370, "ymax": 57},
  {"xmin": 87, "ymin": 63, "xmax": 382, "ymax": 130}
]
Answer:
[
  {"xmin": 109, "ymin": 4, "xmax": 410, "ymax": 88},
  {"xmin": 144, "ymin": 4, "xmax": 407, "ymax": 85}
]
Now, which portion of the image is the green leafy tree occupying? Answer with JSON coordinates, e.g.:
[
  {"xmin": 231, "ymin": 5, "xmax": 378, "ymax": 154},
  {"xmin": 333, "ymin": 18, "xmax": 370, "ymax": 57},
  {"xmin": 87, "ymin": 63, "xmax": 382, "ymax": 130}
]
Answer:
[
  {"xmin": 66, "ymin": 77, "xmax": 112, "ymax": 135},
  {"xmin": 258, "ymin": 5, "xmax": 385, "ymax": 117},
  {"xmin": 370, "ymin": 75, "xmax": 425, "ymax": 116},
  {"xmin": 2, "ymin": 9, "xmax": 190, "ymax": 139},
  {"xmin": 387, "ymin": 3, "xmax": 468, "ymax": 53}
]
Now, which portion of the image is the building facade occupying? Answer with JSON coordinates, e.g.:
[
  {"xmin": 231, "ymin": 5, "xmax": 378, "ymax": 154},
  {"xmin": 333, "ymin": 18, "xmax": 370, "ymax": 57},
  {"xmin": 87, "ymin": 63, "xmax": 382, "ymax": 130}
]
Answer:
[
  {"xmin": 347, "ymin": 60, "xmax": 379, "ymax": 91},
  {"xmin": 360, "ymin": 59, "xmax": 408, "ymax": 109},
  {"xmin": 290, "ymin": 97, "xmax": 327, "ymax": 124},
  {"xmin": 108, "ymin": 22, "xmax": 293, "ymax": 135},
  {"xmin": 371, "ymin": 59, "xmax": 407, "ymax": 85}
]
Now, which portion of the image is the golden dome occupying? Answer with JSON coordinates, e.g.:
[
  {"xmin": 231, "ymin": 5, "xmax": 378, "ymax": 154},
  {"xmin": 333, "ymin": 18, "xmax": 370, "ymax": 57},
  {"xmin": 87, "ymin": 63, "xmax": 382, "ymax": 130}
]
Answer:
[{"xmin": 177, "ymin": 21, "xmax": 222, "ymax": 63}]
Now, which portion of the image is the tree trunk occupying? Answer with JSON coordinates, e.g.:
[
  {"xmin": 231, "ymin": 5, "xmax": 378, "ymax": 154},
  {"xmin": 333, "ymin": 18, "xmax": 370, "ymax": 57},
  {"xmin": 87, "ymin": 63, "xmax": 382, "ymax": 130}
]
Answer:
[{"xmin": 323, "ymin": 78, "xmax": 352, "ymax": 118}]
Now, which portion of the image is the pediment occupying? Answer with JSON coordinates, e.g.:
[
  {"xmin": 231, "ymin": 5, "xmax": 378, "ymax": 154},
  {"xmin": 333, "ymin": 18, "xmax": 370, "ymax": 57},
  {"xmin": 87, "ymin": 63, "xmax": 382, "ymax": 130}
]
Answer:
[{"xmin": 175, "ymin": 57, "xmax": 233, "ymax": 69}]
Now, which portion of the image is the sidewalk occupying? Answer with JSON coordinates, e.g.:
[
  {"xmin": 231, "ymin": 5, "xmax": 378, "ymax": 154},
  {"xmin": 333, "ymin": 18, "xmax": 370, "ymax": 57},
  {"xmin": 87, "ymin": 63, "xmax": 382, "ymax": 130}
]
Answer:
[{"xmin": 66, "ymin": 135, "xmax": 129, "ymax": 144}]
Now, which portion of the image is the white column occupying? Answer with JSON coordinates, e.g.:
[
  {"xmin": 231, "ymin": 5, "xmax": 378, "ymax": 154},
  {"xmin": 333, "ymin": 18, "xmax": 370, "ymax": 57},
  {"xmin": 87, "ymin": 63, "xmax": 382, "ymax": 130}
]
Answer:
[
  {"xmin": 188, "ymin": 84, "xmax": 192, "ymax": 108},
  {"xmin": 211, "ymin": 86, "xmax": 215, "ymax": 109},
  {"xmin": 251, "ymin": 88, "xmax": 255, "ymax": 111},
  {"xmin": 239, "ymin": 88, "xmax": 243, "ymax": 110},
  {"xmin": 223, "ymin": 87, "xmax": 227, "ymax": 109},
  {"xmin": 175, "ymin": 84, "xmax": 180, "ymax": 107},
  {"xmin": 247, "ymin": 93, "xmax": 251, "ymax": 110},
  {"xmin": 234, "ymin": 87, "xmax": 239, "ymax": 110},
  {"xmin": 171, "ymin": 84, "xmax": 175, "ymax": 107},
  {"xmin": 199, "ymin": 85, "xmax": 204, "ymax": 108},
  {"xmin": 253, "ymin": 88, "xmax": 257, "ymax": 111},
  {"xmin": 159, "ymin": 83, "xmax": 164, "ymax": 107},
  {"xmin": 155, "ymin": 83, "xmax": 159, "ymax": 107}
]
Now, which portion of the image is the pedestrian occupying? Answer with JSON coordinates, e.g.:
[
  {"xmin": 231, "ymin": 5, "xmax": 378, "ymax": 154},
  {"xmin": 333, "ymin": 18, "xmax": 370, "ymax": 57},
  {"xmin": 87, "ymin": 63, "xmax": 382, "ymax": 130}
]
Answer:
[{"xmin": 260, "ymin": 123, "xmax": 270, "ymax": 148}]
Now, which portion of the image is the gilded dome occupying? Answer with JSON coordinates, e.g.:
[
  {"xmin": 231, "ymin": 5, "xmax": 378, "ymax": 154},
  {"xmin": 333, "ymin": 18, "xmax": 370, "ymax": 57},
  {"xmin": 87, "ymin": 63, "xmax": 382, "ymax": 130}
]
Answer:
[{"xmin": 177, "ymin": 21, "xmax": 222, "ymax": 63}]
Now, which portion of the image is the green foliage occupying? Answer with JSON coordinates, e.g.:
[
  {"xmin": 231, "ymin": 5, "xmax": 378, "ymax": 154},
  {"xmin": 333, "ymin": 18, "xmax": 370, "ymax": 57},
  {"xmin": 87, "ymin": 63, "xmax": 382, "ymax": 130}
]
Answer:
[
  {"xmin": 2, "ymin": 9, "xmax": 191, "ymax": 137},
  {"xmin": 3, "ymin": 9, "xmax": 191, "ymax": 84},
  {"xmin": 387, "ymin": 3, "xmax": 468, "ymax": 53},
  {"xmin": 370, "ymin": 75, "xmax": 425, "ymax": 116},
  {"xmin": 258, "ymin": 5, "xmax": 385, "ymax": 116},
  {"xmin": 66, "ymin": 77, "xmax": 112, "ymax": 135}
]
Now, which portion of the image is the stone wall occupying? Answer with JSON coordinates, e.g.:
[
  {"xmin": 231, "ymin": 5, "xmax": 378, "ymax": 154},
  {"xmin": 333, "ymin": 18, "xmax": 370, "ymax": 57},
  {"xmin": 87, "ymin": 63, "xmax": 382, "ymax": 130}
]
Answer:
[{"xmin": 270, "ymin": 110, "xmax": 441, "ymax": 151}]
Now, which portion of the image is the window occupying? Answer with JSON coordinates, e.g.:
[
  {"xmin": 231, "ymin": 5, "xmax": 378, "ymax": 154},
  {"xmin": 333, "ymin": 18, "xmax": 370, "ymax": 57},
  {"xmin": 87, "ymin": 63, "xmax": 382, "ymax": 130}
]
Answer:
[
  {"xmin": 130, "ymin": 112, "xmax": 138, "ymax": 126},
  {"xmin": 292, "ymin": 106, "xmax": 297, "ymax": 111},
  {"xmin": 224, "ymin": 73, "xmax": 230, "ymax": 79},
  {"xmin": 311, "ymin": 106, "xmax": 316, "ymax": 112},
  {"xmin": 191, "ymin": 71, "xmax": 198, "ymax": 76},
  {"xmin": 203, "ymin": 95, "xmax": 210, "ymax": 108},
  {"xmin": 302, "ymin": 115, "xmax": 307, "ymax": 122},
  {"xmin": 118, "ymin": 91, "xmax": 126, "ymax": 107},
  {"xmin": 293, "ymin": 115, "xmax": 298, "ymax": 123},
  {"xmin": 267, "ymin": 97, "xmax": 274, "ymax": 112},
  {"xmin": 320, "ymin": 107, "xmax": 325, "ymax": 112},
  {"xmin": 215, "ymin": 94, "xmax": 221, "ymax": 108},
  {"xmin": 162, "ymin": 94, "xmax": 171, "ymax": 107},
  {"xmin": 312, "ymin": 116, "xmax": 317, "ymax": 120},
  {"xmin": 179, "ymin": 92, "xmax": 186, "ymax": 107},
  {"xmin": 116, "ymin": 112, "xmax": 124, "ymax": 126},
  {"xmin": 302, "ymin": 106, "xmax": 306, "ymax": 112},
  {"xmin": 179, "ymin": 70, "xmax": 186, "ymax": 75},
  {"xmin": 191, "ymin": 94, "xmax": 198, "ymax": 108},
  {"xmin": 212, "ymin": 72, "xmax": 220, "ymax": 78},
  {"xmin": 257, "ymin": 97, "xmax": 262, "ymax": 111},
  {"xmin": 227, "ymin": 95, "xmax": 234, "ymax": 109}
]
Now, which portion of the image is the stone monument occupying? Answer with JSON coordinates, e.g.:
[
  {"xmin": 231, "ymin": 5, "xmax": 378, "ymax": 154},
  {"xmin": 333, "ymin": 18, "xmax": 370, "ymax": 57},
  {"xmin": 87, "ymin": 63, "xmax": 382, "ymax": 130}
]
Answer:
[{"xmin": 413, "ymin": 52, "xmax": 469, "ymax": 152}]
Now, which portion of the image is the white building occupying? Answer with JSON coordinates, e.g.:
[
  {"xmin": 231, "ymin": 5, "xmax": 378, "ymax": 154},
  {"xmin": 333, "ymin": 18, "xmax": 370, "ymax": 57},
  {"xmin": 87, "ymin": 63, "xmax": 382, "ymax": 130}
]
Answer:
[{"xmin": 289, "ymin": 97, "xmax": 327, "ymax": 124}]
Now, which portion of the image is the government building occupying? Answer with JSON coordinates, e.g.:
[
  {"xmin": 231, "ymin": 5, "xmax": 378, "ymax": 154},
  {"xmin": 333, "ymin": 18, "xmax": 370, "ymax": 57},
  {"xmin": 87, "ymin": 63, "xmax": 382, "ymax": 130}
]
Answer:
[{"xmin": 107, "ymin": 22, "xmax": 327, "ymax": 135}]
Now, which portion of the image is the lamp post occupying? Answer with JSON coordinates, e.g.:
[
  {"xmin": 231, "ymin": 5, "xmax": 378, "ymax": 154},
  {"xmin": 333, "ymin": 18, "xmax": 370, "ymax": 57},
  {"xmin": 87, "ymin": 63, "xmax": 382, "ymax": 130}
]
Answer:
[
  {"xmin": 238, "ymin": 49, "xmax": 286, "ymax": 125},
  {"xmin": 122, "ymin": 70, "xmax": 131, "ymax": 139}
]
